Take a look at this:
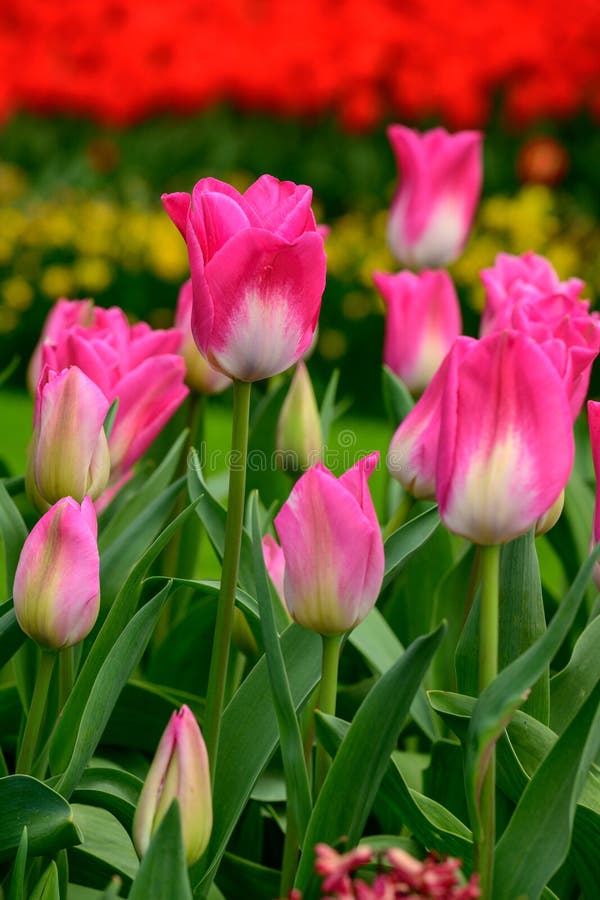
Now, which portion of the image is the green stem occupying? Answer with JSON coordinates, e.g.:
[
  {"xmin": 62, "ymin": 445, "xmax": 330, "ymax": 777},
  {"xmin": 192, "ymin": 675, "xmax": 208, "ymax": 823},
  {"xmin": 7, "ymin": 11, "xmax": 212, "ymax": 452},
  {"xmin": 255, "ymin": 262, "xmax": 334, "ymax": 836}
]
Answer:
[
  {"xmin": 477, "ymin": 544, "xmax": 500, "ymax": 900},
  {"xmin": 204, "ymin": 380, "xmax": 251, "ymax": 780},
  {"xmin": 16, "ymin": 651, "xmax": 56, "ymax": 775},
  {"xmin": 58, "ymin": 647, "xmax": 74, "ymax": 711},
  {"xmin": 280, "ymin": 808, "xmax": 299, "ymax": 898},
  {"xmin": 315, "ymin": 633, "xmax": 342, "ymax": 794},
  {"xmin": 382, "ymin": 492, "xmax": 414, "ymax": 540}
]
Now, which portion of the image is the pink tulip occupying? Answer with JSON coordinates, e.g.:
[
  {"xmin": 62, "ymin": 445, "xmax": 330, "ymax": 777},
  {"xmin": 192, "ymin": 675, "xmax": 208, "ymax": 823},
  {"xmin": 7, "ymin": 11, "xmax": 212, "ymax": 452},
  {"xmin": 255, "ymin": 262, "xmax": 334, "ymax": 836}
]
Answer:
[
  {"xmin": 175, "ymin": 280, "xmax": 232, "ymax": 395},
  {"xmin": 274, "ymin": 453, "xmax": 384, "ymax": 635},
  {"xmin": 39, "ymin": 301, "xmax": 188, "ymax": 480},
  {"xmin": 387, "ymin": 126, "xmax": 483, "ymax": 269},
  {"xmin": 588, "ymin": 401, "xmax": 600, "ymax": 590},
  {"xmin": 387, "ymin": 336, "xmax": 475, "ymax": 499},
  {"xmin": 374, "ymin": 269, "xmax": 462, "ymax": 394},
  {"xmin": 27, "ymin": 366, "xmax": 111, "ymax": 509},
  {"xmin": 480, "ymin": 251, "xmax": 585, "ymax": 335},
  {"xmin": 133, "ymin": 705, "xmax": 212, "ymax": 865},
  {"xmin": 262, "ymin": 534, "xmax": 287, "ymax": 605},
  {"xmin": 27, "ymin": 298, "xmax": 96, "ymax": 393},
  {"xmin": 162, "ymin": 174, "xmax": 326, "ymax": 382},
  {"xmin": 436, "ymin": 332, "xmax": 574, "ymax": 545},
  {"xmin": 13, "ymin": 497, "xmax": 100, "ymax": 650}
]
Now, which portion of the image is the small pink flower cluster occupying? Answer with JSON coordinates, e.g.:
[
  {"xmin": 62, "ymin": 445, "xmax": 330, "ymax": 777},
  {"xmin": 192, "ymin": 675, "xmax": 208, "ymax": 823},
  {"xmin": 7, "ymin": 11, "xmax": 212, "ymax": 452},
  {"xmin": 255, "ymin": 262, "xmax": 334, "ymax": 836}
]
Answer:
[{"xmin": 284, "ymin": 844, "xmax": 480, "ymax": 900}]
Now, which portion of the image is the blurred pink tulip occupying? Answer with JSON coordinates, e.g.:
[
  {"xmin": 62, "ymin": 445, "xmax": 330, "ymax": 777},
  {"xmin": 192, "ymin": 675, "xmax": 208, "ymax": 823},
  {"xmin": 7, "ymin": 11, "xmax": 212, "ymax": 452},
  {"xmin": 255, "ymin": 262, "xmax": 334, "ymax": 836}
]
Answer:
[
  {"xmin": 38, "ymin": 301, "xmax": 188, "ymax": 479},
  {"xmin": 387, "ymin": 126, "xmax": 482, "ymax": 269},
  {"xmin": 436, "ymin": 332, "xmax": 574, "ymax": 545},
  {"xmin": 175, "ymin": 280, "xmax": 232, "ymax": 394},
  {"xmin": 162, "ymin": 174, "xmax": 326, "ymax": 382},
  {"xmin": 480, "ymin": 251, "xmax": 585, "ymax": 334},
  {"xmin": 133, "ymin": 705, "xmax": 212, "ymax": 866},
  {"xmin": 274, "ymin": 453, "xmax": 384, "ymax": 635},
  {"xmin": 27, "ymin": 366, "xmax": 111, "ymax": 509},
  {"xmin": 588, "ymin": 401, "xmax": 600, "ymax": 590},
  {"xmin": 374, "ymin": 269, "xmax": 462, "ymax": 394},
  {"xmin": 13, "ymin": 497, "xmax": 100, "ymax": 650},
  {"xmin": 27, "ymin": 298, "xmax": 95, "ymax": 393}
]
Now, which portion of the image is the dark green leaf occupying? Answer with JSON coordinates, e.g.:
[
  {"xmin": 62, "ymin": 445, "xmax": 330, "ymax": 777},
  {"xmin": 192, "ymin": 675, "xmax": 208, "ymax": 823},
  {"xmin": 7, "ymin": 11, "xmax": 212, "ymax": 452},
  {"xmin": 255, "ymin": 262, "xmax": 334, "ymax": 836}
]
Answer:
[
  {"xmin": 29, "ymin": 862, "xmax": 59, "ymax": 900},
  {"xmin": 7, "ymin": 826, "xmax": 27, "ymax": 900},
  {"xmin": 129, "ymin": 802, "xmax": 192, "ymax": 900},
  {"xmin": 216, "ymin": 853, "xmax": 280, "ymax": 900},
  {"xmin": 72, "ymin": 767, "xmax": 142, "ymax": 832},
  {"xmin": 382, "ymin": 365, "xmax": 414, "ymax": 427},
  {"xmin": 102, "ymin": 399, "xmax": 119, "ymax": 442},
  {"xmin": 383, "ymin": 506, "xmax": 440, "ymax": 588},
  {"xmin": 550, "ymin": 613, "xmax": 600, "ymax": 734},
  {"xmin": 0, "ymin": 602, "xmax": 25, "ymax": 670},
  {"xmin": 0, "ymin": 776, "xmax": 80, "ymax": 862},
  {"xmin": 69, "ymin": 804, "xmax": 138, "ymax": 891},
  {"xmin": 0, "ymin": 481, "xmax": 27, "ymax": 602}
]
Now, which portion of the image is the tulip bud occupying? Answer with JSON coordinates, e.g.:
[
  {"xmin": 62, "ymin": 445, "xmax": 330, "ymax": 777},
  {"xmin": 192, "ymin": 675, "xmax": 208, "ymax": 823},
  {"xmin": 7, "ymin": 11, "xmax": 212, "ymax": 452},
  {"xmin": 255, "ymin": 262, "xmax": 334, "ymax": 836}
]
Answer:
[
  {"xmin": 276, "ymin": 362, "xmax": 323, "ymax": 471},
  {"xmin": 13, "ymin": 497, "xmax": 100, "ymax": 650},
  {"xmin": 175, "ymin": 280, "xmax": 232, "ymax": 395},
  {"xmin": 274, "ymin": 453, "xmax": 384, "ymax": 635},
  {"xmin": 27, "ymin": 366, "xmax": 111, "ymax": 511},
  {"xmin": 133, "ymin": 705, "xmax": 212, "ymax": 866}
]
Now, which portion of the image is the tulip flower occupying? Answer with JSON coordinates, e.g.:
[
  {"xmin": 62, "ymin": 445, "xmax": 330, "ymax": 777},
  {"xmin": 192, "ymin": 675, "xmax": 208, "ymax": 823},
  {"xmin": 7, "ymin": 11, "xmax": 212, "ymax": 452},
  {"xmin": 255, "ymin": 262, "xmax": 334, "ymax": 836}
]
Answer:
[
  {"xmin": 133, "ymin": 705, "xmax": 212, "ymax": 866},
  {"xmin": 386, "ymin": 126, "xmax": 483, "ymax": 269},
  {"xmin": 374, "ymin": 269, "xmax": 462, "ymax": 394},
  {"xmin": 276, "ymin": 361, "xmax": 323, "ymax": 471},
  {"xmin": 480, "ymin": 251, "xmax": 585, "ymax": 335},
  {"xmin": 436, "ymin": 331, "xmax": 574, "ymax": 545},
  {"xmin": 274, "ymin": 453, "xmax": 384, "ymax": 635},
  {"xmin": 162, "ymin": 174, "xmax": 326, "ymax": 382},
  {"xmin": 175, "ymin": 280, "xmax": 232, "ymax": 394},
  {"xmin": 588, "ymin": 401, "xmax": 600, "ymax": 590},
  {"xmin": 262, "ymin": 534, "xmax": 287, "ymax": 607},
  {"xmin": 27, "ymin": 298, "xmax": 96, "ymax": 393},
  {"xmin": 27, "ymin": 366, "xmax": 111, "ymax": 509},
  {"xmin": 39, "ymin": 301, "xmax": 188, "ymax": 480},
  {"xmin": 387, "ymin": 336, "xmax": 475, "ymax": 498},
  {"xmin": 13, "ymin": 497, "xmax": 100, "ymax": 650}
]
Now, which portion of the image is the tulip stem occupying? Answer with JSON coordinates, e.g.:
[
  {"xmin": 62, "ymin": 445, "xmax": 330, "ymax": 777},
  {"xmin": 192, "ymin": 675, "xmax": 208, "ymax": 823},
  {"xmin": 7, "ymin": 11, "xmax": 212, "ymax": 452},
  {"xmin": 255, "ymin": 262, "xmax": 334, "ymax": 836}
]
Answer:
[
  {"xmin": 280, "ymin": 808, "xmax": 299, "ymax": 897},
  {"xmin": 58, "ymin": 647, "xmax": 74, "ymax": 711},
  {"xmin": 16, "ymin": 650, "xmax": 56, "ymax": 775},
  {"xmin": 315, "ymin": 633, "xmax": 342, "ymax": 794},
  {"xmin": 477, "ymin": 543, "xmax": 500, "ymax": 900},
  {"xmin": 204, "ymin": 379, "xmax": 252, "ymax": 781}
]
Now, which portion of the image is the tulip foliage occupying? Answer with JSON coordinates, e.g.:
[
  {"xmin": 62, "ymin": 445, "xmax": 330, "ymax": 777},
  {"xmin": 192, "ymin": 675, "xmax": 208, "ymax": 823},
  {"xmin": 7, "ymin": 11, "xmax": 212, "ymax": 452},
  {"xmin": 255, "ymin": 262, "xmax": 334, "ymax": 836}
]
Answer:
[{"xmin": 1, "ymin": 144, "xmax": 600, "ymax": 900}]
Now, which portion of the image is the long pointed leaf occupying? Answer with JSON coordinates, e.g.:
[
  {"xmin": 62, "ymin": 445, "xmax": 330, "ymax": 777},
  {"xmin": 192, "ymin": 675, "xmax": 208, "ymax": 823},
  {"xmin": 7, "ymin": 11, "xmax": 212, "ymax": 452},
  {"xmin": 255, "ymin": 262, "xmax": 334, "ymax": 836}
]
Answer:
[
  {"xmin": 383, "ymin": 506, "xmax": 440, "ymax": 588},
  {"xmin": 128, "ymin": 802, "xmax": 192, "ymax": 900}
]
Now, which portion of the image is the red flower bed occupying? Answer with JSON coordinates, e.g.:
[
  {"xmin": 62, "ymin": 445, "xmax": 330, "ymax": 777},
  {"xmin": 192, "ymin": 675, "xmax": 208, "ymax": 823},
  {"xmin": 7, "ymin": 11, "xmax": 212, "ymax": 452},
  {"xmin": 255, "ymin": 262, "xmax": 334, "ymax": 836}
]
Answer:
[{"xmin": 1, "ymin": 0, "xmax": 599, "ymax": 130}]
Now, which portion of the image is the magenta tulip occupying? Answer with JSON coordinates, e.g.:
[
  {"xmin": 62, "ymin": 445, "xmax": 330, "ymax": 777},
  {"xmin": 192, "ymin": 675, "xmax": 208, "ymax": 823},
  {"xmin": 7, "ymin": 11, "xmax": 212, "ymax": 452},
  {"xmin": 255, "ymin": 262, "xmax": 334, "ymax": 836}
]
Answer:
[
  {"xmin": 436, "ymin": 332, "xmax": 574, "ymax": 545},
  {"xmin": 162, "ymin": 174, "xmax": 326, "ymax": 382},
  {"xmin": 13, "ymin": 497, "xmax": 100, "ymax": 650},
  {"xmin": 27, "ymin": 298, "xmax": 95, "ymax": 393},
  {"xmin": 133, "ymin": 705, "xmax": 212, "ymax": 865},
  {"xmin": 387, "ymin": 126, "xmax": 483, "ymax": 269},
  {"xmin": 27, "ymin": 366, "xmax": 111, "ymax": 509},
  {"xmin": 175, "ymin": 280, "xmax": 232, "ymax": 395},
  {"xmin": 374, "ymin": 269, "xmax": 462, "ymax": 394},
  {"xmin": 274, "ymin": 453, "xmax": 384, "ymax": 635},
  {"xmin": 480, "ymin": 251, "xmax": 585, "ymax": 335},
  {"xmin": 588, "ymin": 401, "xmax": 600, "ymax": 589},
  {"xmin": 262, "ymin": 534, "xmax": 287, "ymax": 606}
]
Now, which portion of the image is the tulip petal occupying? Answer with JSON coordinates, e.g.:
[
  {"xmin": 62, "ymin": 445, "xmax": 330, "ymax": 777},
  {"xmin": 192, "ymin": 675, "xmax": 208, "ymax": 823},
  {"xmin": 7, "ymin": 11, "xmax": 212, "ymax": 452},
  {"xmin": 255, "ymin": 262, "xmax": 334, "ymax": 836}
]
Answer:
[
  {"xmin": 161, "ymin": 192, "xmax": 191, "ymax": 238},
  {"xmin": 244, "ymin": 175, "xmax": 317, "ymax": 240}
]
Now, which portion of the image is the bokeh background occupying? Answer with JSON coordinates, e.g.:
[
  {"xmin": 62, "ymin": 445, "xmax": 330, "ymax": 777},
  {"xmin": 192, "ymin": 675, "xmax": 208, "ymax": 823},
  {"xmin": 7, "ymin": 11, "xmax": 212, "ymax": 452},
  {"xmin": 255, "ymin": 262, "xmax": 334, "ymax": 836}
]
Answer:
[{"xmin": 2, "ymin": 0, "xmax": 600, "ymax": 412}]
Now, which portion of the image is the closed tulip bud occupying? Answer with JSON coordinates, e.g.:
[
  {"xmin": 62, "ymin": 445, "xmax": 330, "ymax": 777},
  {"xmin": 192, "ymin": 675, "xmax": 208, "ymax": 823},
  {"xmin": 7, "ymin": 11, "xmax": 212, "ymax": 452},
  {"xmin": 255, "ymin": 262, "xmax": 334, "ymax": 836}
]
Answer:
[
  {"xmin": 27, "ymin": 366, "xmax": 111, "ymax": 510},
  {"xmin": 276, "ymin": 362, "xmax": 323, "ymax": 471},
  {"xmin": 374, "ymin": 269, "xmax": 462, "ymax": 394},
  {"xmin": 387, "ymin": 126, "xmax": 482, "ymax": 269},
  {"xmin": 13, "ymin": 497, "xmax": 100, "ymax": 649},
  {"xmin": 436, "ymin": 332, "xmax": 574, "ymax": 545},
  {"xmin": 274, "ymin": 453, "xmax": 384, "ymax": 635},
  {"xmin": 162, "ymin": 174, "xmax": 326, "ymax": 382},
  {"xmin": 133, "ymin": 705, "xmax": 212, "ymax": 866},
  {"xmin": 175, "ymin": 280, "xmax": 232, "ymax": 394}
]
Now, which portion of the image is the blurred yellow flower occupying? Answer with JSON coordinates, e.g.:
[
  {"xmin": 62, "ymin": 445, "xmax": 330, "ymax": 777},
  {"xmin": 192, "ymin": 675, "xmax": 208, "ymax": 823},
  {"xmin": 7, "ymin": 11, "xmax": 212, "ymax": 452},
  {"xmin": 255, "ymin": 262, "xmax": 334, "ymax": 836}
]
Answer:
[
  {"xmin": 40, "ymin": 265, "xmax": 74, "ymax": 299},
  {"xmin": 2, "ymin": 277, "xmax": 34, "ymax": 310}
]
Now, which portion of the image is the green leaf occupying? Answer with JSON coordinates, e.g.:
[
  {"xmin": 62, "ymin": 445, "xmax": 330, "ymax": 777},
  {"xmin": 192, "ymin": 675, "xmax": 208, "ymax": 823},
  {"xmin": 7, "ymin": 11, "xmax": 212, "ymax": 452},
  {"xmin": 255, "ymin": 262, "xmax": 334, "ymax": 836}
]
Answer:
[
  {"xmin": 68, "ymin": 804, "xmax": 138, "ymax": 891},
  {"xmin": 129, "ymin": 802, "xmax": 193, "ymax": 900},
  {"xmin": 55, "ymin": 581, "xmax": 173, "ymax": 798},
  {"xmin": 0, "ymin": 776, "xmax": 80, "ymax": 862},
  {"xmin": 383, "ymin": 506, "xmax": 440, "ymax": 588},
  {"xmin": 550, "ymin": 613, "xmax": 600, "ymax": 734},
  {"xmin": 51, "ymin": 502, "xmax": 198, "ymax": 775},
  {"xmin": 382, "ymin": 365, "xmax": 414, "ymax": 427},
  {"xmin": 248, "ymin": 492, "xmax": 312, "ymax": 843},
  {"xmin": 295, "ymin": 623, "xmax": 446, "ymax": 899},
  {"xmin": 29, "ymin": 862, "xmax": 60, "ymax": 900},
  {"xmin": 0, "ymin": 481, "xmax": 27, "ymax": 602},
  {"xmin": 493, "ymin": 680, "xmax": 600, "ymax": 900},
  {"xmin": 430, "ymin": 547, "xmax": 475, "ymax": 692},
  {"xmin": 101, "ymin": 681, "xmax": 183, "ymax": 756},
  {"xmin": 7, "ymin": 826, "xmax": 27, "ymax": 900},
  {"xmin": 464, "ymin": 544, "xmax": 600, "ymax": 839},
  {"xmin": 216, "ymin": 853, "xmax": 280, "ymax": 900},
  {"xmin": 350, "ymin": 607, "xmax": 438, "ymax": 740},
  {"xmin": 191, "ymin": 624, "xmax": 322, "ymax": 896},
  {"xmin": 102, "ymin": 399, "xmax": 119, "ymax": 442},
  {"xmin": 320, "ymin": 369, "xmax": 345, "ymax": 442},
  {"xmin": 98, "ymin": 429, "xmax": 188, "ymax": 553},
  {"xmin": 71, "ymin": 767, "xmax": 142, "ymax": 832},
  {"xmin": 0, "ymin": 601, "xmax": 25, "ymax": 670}
]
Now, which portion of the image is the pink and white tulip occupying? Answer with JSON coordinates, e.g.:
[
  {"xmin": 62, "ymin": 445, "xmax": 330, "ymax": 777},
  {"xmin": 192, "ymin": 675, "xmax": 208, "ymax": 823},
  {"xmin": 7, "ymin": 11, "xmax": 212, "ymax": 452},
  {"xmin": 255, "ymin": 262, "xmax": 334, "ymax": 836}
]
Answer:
[
  {"xmin": 274, "ymin": 453, "xmax": 384, "ymax": 635},
  {"xmin": 374, "ymin": 269, "xmax": 462, "ymax": 394},
  {"xmin": 175, "ymin": 280, "xmax": 232, "ymax": 395},
  {"xmin": 162, "ymin": 174, "xmax": 326, "ymax": 382},
  {"xmin": 387, "ymin": 126, "xmax": 483, "ymax": 269},
  {"xmin": 13, "ymin": 497, "xmax": 100, "ymax": 650},
  {"xmin": 480, "ymin": 251, "xmax": 585, "ymax": 335},
  {"xmin": 133, "ymin": 705, "xmax": 212, "ymax": 866},
  {"xmin": 27, "ymin": 366, "xmax": 111, "ymax": 509},
  {"xmin": 436, "ymin": 332, "xmax": 574, "ymax": 545}
]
